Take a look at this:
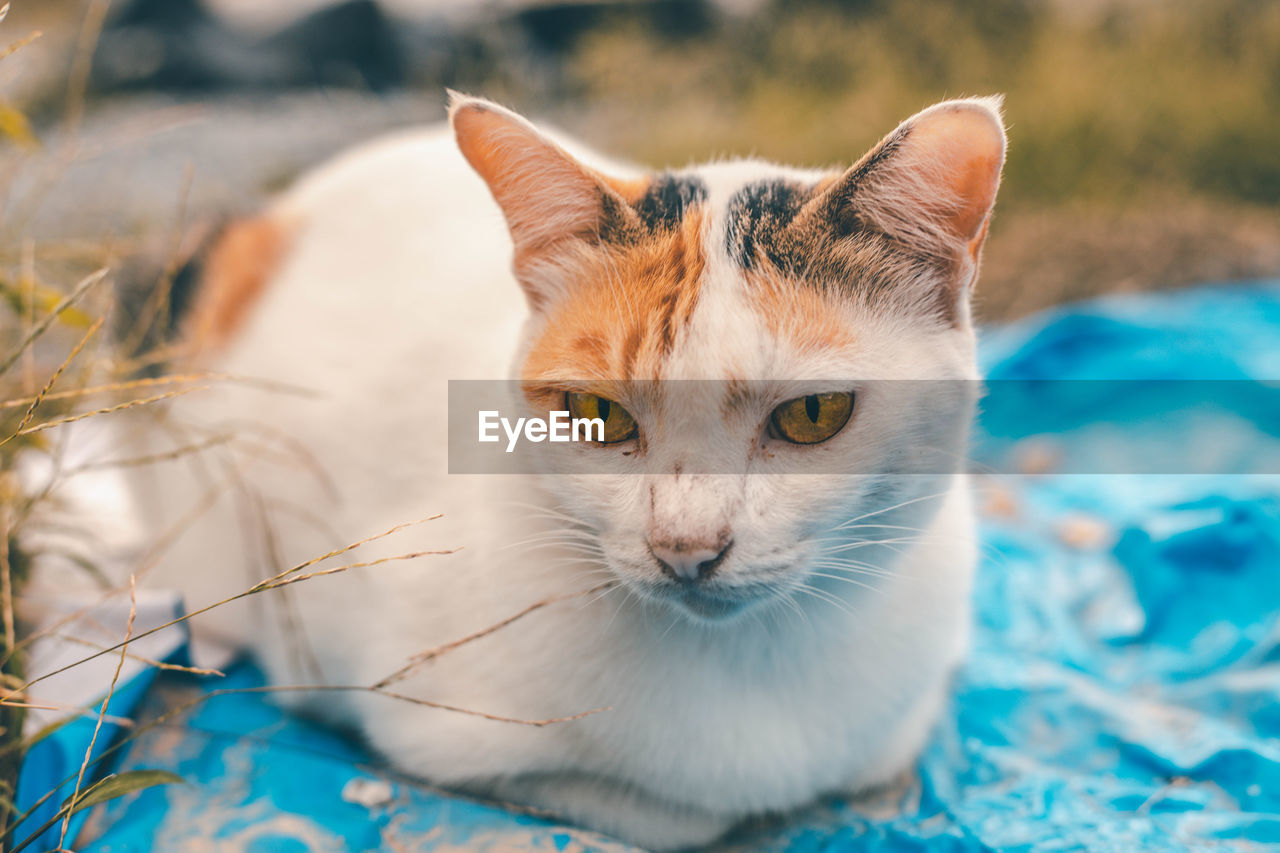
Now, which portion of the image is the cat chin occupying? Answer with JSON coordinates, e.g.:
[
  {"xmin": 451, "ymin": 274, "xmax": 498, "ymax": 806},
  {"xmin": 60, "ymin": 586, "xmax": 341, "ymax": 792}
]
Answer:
[
  {"xmin": 668, "ymin": 589, "xmax": 757, "ymax": 622},
  {"xmin": 635, "ymin": 578, "xmax": 783, "ymax": 624}
]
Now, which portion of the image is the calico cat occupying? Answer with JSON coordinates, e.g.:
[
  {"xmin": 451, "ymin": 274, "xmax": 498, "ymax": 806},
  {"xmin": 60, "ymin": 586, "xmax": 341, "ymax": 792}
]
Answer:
[{"xmin": 33, "ymin": 93, "xmax": 1004, "ymax": 848}]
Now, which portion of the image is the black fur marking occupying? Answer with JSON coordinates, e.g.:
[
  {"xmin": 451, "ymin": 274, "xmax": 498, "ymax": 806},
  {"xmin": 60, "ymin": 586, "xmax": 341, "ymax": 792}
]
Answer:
[
  {"xmin": 633, "ymin": 173, "xmax": 707, "ymax": 232},
  {"xmin": 597, "ymin": 191, "xmax": 637, "ymax": 244},
  {"xmin": 113, "ymin": 221, "xmax": 223, "ymax": 367},
  {"xmin": 822, "ymin": 126, "xmax": 909, "ymax": 238},
  {"xmin": 725, "ymin": 128, "xmax": 913, "ymax": 271},
  {"xmin": 598, "ymin": 173, "xmax": 707, "ymax": 244},
  {"xmin": 723, "ymin": 125, "xmax": 966, "ymax": 325},
  {"xmin": 724, "ymin": 179, "xmax": 813, "ymax": 271}
]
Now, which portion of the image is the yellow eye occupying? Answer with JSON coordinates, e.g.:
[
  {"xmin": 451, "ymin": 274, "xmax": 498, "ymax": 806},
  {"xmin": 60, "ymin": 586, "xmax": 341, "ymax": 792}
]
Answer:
[
  {"xmin": 566, "ymin": 392, "xmax": 638, "ymax": 443},
  {"xmin": 770, "ymin": 391, "xmax": 854, "ymax": 445}
]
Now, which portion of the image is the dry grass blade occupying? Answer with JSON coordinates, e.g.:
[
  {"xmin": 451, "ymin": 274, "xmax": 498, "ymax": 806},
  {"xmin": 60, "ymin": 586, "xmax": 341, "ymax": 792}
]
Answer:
[
  {"xmin": 15, "ymin": 386, "xmax": 209, "ymax": 436},
  {"xmin": 226, "ymin": 684, "xmax": 610, "ymax": 727},
  {"xmin": 58, "ymin": 574, "xmax": 136, "ymax": 848},
  {"xmin": 256, "ymin": 549, "xmax": 463, "ymax": 591},
  {"xmin": 0, "ymin": 700, "xmax": 133, "ymax": 729},
  {"xmin": 62, "ymin": 433, "xmax": 234, "ymax": 475},
  {"xmin": 0, "ymin": 371, "xmax": 315, "ymax": 411},
  {"xmin": 249, "ymin": 514, "xmax": 445, "ymax": 591},
  {"xmin": 1, "ymin": 677, "xmax": 610, "ymax": 848},
  {"xmin": 1, "ymin": 316, "xmax": 104, "ymax": 449},
  {"xmin": 375, "ymin": 581, "xmax": 617, "ymax": 689},
  {"xmin": 0, "ymin": 268, "xmax": 108, "ymax": 380},
  {"xmin": 5, "ymin": 517, "xmax": 450, "ymax": 700},
  {"xmin": 0, "ymin": 502, "xmax": 13, "ymax": 656},
  {"xmin": 18, "ymin": 242, "xmax": 36, "ymax": 393},
  {"xmin": 62, "ymin": 0, "xmax": 112, "ymax": 141},
  {"xmin": 0, "ymin": 30, "xmax": 42, "ymax": 62},
  {"xmin": 126, "ymin": 481, "xmax": 226, "ymax": 583},
  {"xmin": 0, "ymin": 482, "xmax": 229, "ymax": 671},
  {"xmin": 55, "ymin": 633, "xmax": 225, "ymax": 678},
  {"xmin": 121, "ymin": 163, "xmax": 195, "ymax": 358}
]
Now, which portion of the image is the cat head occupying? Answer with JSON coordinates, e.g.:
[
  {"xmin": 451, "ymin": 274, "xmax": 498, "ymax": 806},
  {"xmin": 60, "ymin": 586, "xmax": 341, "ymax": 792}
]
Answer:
[{"xmin": 451, "ymin": 93, "xmax": 1004, "ymax": 623}]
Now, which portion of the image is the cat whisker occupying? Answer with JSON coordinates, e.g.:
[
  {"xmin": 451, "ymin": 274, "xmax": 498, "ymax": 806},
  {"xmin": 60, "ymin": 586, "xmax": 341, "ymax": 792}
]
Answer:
[
  {"xmin": 805, "ymin": 571, "xmax": 885, "ymax": 596},
  {"xmin": 658, "ymin": 609, "xmax": 683, "ymax": 642},
  {"xmin": 581, "ymin": 582, "xmax": 622, "ymax": 611},
  {"xmin": 550, "ymin": 558, "xmax": 611, "ymax": 570},
  {"xmin": 504, "ymin": 544, "xmax": 605, "ymax": 562},
  {"xmin": 600, "ymin": 584, "xmax": 637, "ymax": 635},
  {"xmin": 817, "ymin": 535, "xmax": 937, "ymax": 555},
  {"xmin": 500, "ymin": 527, "xmax": 600, "ymax": 546},
  {"xmin": 808, "ymin": 522, "xmax": 931, "ymax": 541},
  {"xmin": 500, "ymin": 532, "xmax": 604, "ymax": 553},
  {"xmin": 791, "ymin": 584, "xmax": 859, "ymax": 620},
  {"xmin": 806, "ymin": 560, "xmax": 898, "ymax": 579},
  {"xmin": 807, "ymin": 568, "xmax": 897, "ymax": 586},
  {"xmin": 770, "ymin": 588, "xmax": 813, "ymax": 635},
  {"xmin": 504, "ymin": 537, "xmax": 604, "ymax": 550},
  {"xmin": 500, "ymin": 502, "xmax": 598, "ymax": 531},
  {"xmin": 830, "ymin": 490, "xmax": 953, "ymax": 530}
]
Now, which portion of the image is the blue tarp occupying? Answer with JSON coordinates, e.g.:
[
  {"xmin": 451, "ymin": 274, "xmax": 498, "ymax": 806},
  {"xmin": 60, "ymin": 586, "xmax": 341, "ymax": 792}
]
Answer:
[{"xmin": 17, "ymin": 281, "xmax": 1280, "ymax": 851}]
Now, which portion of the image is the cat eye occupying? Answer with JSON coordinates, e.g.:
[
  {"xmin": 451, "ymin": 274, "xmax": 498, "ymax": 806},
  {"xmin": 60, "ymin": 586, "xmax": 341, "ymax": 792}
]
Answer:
[
  {"xmin": 565, "ymin": 392, "xmax": 638, "ymax": 443},
  {"xmin": 770, "ymin": 391, "xmax": 855, "ymax": 445}
]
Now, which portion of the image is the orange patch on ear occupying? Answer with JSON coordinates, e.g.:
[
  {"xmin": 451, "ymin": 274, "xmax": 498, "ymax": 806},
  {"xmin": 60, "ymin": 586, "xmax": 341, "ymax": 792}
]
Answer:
[
  {"xmin": 907, "ymin": 103, "xmax": 1006, "ymax": 241},
  {"xmin": 967, "ymin": 215, "xmax": 992, "ymax": 264},
  {"xmin": 450, "ymin": 97, "xmax": 639, "ymax": 261},
  {"xmin": 522, "ymin": 208, "xmax": 708, "ymax": 384},
  {"xmin": 186, "ymin": 215, "xmax": 291, "ymax": 352}
]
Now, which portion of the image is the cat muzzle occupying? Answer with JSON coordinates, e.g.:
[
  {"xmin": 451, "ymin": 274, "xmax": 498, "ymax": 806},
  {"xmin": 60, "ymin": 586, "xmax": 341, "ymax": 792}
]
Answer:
[{"xmin": 649, "ymin": 540, "xmax": 733, "ymax": 583}]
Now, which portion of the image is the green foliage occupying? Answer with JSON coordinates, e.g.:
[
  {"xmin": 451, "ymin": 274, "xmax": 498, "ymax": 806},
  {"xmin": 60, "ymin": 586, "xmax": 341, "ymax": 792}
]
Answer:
[
  {"xmin": 8, "ymin": 770, "xmax": 184, "ymax": 853},
  {"xmin": 563, "ymin": 0, "xmax": 1280, "ymax": 213},
  {"xmin": 62, "ymin": 769, "xmax": 184, "ymax": 817}
]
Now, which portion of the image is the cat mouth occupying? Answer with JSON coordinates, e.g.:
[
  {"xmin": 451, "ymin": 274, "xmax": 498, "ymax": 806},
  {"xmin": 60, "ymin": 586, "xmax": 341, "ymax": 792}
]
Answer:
[
  {"xmin": 669, "ymin": 587, "xmax": 754, "ymax": 620},
  {"xmin": 650, "ymin": 579, "xmax": 781, "ymax": 622}
]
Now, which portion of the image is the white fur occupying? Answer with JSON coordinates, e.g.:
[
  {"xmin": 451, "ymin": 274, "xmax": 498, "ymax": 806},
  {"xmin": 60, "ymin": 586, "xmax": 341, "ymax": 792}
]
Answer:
[{"xmin": 30, "ymin": 106, "xmax": 992, "ymax": 849}]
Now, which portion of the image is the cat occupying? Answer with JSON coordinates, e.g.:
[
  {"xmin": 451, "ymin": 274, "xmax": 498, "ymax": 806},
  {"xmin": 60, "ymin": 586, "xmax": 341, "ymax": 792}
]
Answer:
[{"xmin": 28, "ymin": 92, "xmax": 1004, "ymax": 849}]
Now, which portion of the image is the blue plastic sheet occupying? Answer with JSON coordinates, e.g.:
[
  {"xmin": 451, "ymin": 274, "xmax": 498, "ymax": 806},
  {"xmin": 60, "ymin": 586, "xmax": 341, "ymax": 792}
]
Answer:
[{"xmin": 18, "ymin": 281, "xmax": 1280, "ymax": 851}]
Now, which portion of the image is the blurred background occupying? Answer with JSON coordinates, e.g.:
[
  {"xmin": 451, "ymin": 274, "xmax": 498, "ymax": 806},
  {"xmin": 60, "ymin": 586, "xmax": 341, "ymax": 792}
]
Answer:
[
  {"xmin": 1, "ymin": 0, "xmax": 1278, "ymax": 321},
  {"xmin": 2, "ymin": 4, "xmax": 1280, "ymax": 846}
]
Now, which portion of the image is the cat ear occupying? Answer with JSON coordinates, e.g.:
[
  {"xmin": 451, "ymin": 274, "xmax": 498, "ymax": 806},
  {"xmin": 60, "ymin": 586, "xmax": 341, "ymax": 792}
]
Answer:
[
  {"xmin": 449, "ymin": 93, "xmax": 638, "ymax": 264},
  {"xmin": 820, "ymin": 96, "xmax": 1006, "ymax": 267}
]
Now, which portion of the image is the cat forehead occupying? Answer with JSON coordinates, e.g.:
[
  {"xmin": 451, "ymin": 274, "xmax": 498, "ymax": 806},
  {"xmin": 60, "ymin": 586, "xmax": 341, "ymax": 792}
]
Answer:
[
  {"xmin": 617, "ymin": 161, "xmax": 832, "ymax": 249},
  {"xmin": 522, "ymin": 161, "xmax": 863, "ymax": 383},
  {"xmin": 694, "ymin": 160, "xmax": 831, "ymax": 206}
]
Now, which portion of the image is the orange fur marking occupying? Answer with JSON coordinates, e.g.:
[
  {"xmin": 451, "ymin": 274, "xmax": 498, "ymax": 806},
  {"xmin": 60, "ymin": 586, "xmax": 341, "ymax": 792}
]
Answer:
[
  {"xmin": 908, "ymin": 106, "xmax": 1005, "ymax": 241},
  {"xmin": 452, "ymin": 100, "xmax": 647, "ymax": 271},
  {"xmin": 748, "ymin": 270, "xmax": 857, "ymax": 355},
  {"xmin": 522, "ymin": 207, "xmax": 707, "ymax": 394},
  {"xmin": 604, "ymin": 174, "xmax": 657, "ymax": 206},
  {"xmin": 186, "ymin": 215, "xmax": 291, "ymax": 351}
]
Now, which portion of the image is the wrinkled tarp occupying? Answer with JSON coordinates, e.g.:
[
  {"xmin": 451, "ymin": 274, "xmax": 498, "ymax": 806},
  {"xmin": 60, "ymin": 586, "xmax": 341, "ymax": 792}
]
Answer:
[{"xmin": 17, "ymin": 281, "xmax": 1280, "ymax": 851}]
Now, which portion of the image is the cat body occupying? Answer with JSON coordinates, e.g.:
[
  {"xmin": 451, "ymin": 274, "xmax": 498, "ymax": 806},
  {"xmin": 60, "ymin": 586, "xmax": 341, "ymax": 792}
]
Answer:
[{"xmin": 32, "ymin": 95, "xmax": 1003, "ymax": 848}]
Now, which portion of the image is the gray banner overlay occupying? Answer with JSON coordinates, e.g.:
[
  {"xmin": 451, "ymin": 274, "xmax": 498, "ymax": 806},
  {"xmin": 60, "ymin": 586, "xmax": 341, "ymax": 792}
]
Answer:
[{"xmin": 447, "ymin": 379, "xmax": 1280, "ymax": 475}]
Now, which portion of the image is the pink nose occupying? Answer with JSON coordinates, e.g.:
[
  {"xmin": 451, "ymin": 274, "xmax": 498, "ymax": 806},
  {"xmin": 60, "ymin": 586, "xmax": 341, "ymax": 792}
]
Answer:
[{"xmin": 649, "ymin": 541, "xmax": 732, "ymax": 582}]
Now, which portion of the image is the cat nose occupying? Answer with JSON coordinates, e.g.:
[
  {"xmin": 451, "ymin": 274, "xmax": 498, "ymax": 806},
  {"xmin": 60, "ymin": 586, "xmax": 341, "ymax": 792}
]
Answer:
[{"xmin": 649, "ymin": 540, "xmax": 733, "ymax": 583}]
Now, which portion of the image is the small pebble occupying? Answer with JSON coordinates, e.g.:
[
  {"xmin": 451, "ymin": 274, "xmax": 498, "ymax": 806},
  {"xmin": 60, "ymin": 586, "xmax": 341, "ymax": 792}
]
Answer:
[
  {"xmin": 1014, "ymin": 439, "xmax": 1062, "ymax": 476},
  {"xmin": 981, "ymin": 482, "xmax": 1020, "ymax": 519},
  {"xmin": 1056, "ymin": 514, "xmax": 1113, "ymax": 550},
  {"xmin": 341, "ymin": 777, "xmax": 394, "ymax": 808}
]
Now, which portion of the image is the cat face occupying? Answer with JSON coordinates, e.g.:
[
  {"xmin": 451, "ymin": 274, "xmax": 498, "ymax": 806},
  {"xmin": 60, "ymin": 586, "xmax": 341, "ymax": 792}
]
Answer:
[{"xmin": 452, "ymin": 94, "xmax": 1004, "ymax": 622}]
